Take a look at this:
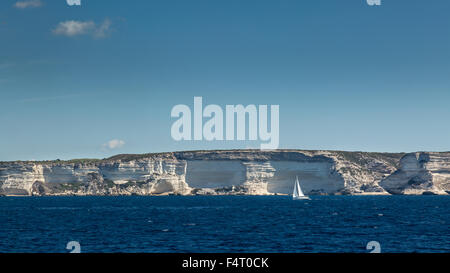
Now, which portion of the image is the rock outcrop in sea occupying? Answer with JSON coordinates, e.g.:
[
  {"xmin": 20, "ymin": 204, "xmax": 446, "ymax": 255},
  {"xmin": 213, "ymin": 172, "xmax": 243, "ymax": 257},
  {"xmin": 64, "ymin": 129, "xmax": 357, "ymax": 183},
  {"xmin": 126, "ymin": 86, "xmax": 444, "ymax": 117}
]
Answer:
[{"xmin": 0, "ymin": 150, "xmax": 449, "ymax": 196}]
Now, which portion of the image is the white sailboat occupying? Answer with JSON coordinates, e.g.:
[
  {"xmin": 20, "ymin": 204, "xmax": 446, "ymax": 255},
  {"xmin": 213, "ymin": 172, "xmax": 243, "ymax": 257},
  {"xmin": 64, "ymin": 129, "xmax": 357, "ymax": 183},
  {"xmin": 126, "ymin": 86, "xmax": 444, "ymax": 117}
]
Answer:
[{"xmin": 293, "ymin": 176, "xmax": 310, "ymax": 200}]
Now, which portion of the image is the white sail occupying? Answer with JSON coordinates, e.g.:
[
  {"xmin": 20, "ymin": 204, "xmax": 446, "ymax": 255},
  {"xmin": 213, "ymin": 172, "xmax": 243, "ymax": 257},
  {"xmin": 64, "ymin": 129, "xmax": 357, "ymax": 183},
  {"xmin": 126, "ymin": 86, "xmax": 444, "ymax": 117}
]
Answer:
[
  {"xmin": 293, "ymin": 176, "xmax": 310, "ymax": 200},
  {"xmin": 293, "ymin": 179, "xmax": 299, "ymax": 198}
]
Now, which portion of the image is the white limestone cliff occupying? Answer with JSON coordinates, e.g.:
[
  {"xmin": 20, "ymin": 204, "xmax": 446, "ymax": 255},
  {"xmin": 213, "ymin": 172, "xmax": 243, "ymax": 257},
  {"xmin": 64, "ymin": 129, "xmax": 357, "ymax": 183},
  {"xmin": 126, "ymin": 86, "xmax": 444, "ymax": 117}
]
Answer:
[
  {"xmin": 379, "ymin": 152, "xmax": 450, "ymax": 195},
  {"xmin": 0, "ymin": 150, "xmax": 449, "ymax": 196}
]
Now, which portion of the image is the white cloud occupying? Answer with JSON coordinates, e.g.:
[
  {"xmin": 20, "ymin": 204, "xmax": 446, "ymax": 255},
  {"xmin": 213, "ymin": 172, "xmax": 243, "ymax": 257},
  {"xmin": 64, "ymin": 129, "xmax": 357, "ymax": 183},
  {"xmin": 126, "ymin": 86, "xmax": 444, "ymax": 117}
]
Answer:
[
  {"xmin": 52, "ymin": 20, "xmax": 95, "ymax": 37},
  {"xmin": 103, "ymin": 139, "xmax": 125, "ymax": 150},
  {"xmin": 53, "ymin": 19, "xmax": 112, "ymax": 38},
  {"xmin": 14, "ymin": 0, "xmax": 43, "ymax": 9}
]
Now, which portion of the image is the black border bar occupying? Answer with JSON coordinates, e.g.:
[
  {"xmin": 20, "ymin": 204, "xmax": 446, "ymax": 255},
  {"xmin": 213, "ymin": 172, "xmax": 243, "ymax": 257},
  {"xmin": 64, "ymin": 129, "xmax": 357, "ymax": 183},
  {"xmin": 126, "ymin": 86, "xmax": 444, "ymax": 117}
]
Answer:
[{"xmin": 0, "ymin": 253, "xmax": 447, "ymax": 272}]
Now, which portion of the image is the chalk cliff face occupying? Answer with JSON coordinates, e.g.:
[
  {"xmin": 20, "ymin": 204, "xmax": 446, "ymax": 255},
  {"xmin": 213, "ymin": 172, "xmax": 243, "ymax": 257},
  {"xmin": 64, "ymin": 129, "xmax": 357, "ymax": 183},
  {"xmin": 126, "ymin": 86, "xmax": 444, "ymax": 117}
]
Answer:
[
  {"xmin": 0, "ymin": 150, "xmax": 449, "ymax": 196},
  {"xmin": 379, "ymin": 152, "xmax": 450, "ymax": 195}
]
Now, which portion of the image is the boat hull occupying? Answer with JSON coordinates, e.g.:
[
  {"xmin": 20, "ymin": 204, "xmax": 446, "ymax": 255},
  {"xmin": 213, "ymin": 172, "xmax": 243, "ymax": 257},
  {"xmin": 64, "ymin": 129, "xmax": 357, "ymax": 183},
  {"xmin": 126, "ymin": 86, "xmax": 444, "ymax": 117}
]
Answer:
[{"xmin": 293, "ymin": 196, "xmax": 311, "ymax": 200}]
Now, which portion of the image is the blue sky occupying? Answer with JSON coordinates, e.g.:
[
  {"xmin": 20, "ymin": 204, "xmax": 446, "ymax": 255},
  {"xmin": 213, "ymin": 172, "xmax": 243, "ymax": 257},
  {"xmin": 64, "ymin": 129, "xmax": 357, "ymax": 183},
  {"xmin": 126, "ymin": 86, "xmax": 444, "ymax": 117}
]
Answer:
[{"xmin": 0, "ymin": 0, "xmax": 449, "ymax": 161}]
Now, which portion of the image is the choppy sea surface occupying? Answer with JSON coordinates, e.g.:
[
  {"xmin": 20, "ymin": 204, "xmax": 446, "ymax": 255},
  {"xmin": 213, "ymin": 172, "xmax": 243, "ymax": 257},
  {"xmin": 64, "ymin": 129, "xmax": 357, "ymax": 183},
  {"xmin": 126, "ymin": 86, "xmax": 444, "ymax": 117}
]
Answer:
[{"xmin": 0, "ymin": 196, "xmax": 448, "ymax": 253}]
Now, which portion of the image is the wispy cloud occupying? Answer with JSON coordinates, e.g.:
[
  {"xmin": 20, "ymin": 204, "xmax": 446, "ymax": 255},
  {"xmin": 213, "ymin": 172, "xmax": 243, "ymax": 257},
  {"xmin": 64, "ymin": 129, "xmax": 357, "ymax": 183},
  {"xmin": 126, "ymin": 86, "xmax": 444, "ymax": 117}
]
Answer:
[
  {"xmin": 53, "ymin": 19, "xmax": 112, "ymax": 38},
  {"xmin": 93, "ymin": 19, "xmax": 112, "ymax": 38},
  {"xmin": 14, "ymin": 0, "xmax": 43, "ymax": 9},
  {"xmin": 103, "ymin": 139, "xmax": 125, "ymax": 150},
  {"xmin": 53, "ymin": 20, "xmax": 95, "ymax": 37}
]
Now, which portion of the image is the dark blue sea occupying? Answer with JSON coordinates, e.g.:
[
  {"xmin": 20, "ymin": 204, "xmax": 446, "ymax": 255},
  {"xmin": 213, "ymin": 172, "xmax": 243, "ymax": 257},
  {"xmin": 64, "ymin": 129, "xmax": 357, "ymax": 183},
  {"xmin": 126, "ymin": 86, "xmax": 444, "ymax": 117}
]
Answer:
[{"xmin": 0, "ymin": 196, "xmax": 448, "ymax": 253}]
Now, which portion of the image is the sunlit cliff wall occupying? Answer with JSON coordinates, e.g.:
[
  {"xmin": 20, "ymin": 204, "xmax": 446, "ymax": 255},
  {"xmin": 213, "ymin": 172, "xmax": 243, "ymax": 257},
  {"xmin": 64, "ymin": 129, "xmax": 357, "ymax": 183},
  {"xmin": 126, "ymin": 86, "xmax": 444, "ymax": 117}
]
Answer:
[{"xmin": 1, "ymin": 150, "xmax": 448, "ymax": 196}]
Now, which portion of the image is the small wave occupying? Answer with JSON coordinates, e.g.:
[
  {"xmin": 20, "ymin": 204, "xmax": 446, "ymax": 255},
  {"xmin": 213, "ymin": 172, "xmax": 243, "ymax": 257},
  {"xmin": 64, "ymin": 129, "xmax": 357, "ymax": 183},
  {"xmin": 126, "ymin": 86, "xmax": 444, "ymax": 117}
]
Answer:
[
  {"xmin": 91, "ymin": 206, "xmax": 140, "ymax": 211},
  {"xmin": 37, "ymin": 207, "xmax": 82, "ymax": 210},
  {"xmin": 151, "ymin": 206, "xmax": 232, "ymax": 210}
]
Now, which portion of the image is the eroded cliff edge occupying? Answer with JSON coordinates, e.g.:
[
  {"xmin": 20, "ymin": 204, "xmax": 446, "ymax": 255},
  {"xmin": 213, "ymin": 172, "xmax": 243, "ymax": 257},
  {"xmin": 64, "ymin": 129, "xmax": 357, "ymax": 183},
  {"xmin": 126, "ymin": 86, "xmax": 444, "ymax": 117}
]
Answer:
[{"xmin": 0, "ymin": 150, "xmax": 449, "ymax": 196}]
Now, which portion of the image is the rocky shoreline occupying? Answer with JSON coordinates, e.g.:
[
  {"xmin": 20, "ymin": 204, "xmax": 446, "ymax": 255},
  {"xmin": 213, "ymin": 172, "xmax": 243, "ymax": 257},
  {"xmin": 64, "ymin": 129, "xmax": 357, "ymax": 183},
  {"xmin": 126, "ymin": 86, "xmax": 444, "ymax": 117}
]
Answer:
[{"xmin": 1, "ymin": 150, "xmax": 449, "ymax": 196}]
